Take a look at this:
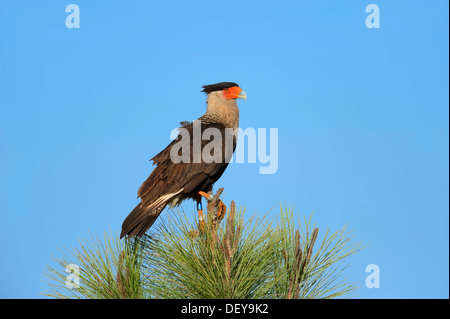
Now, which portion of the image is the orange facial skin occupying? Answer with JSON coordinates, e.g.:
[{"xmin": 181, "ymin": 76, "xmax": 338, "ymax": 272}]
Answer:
[{"xmin": 223, "ymin": 86, "xmax": 242, "ymax": 100}]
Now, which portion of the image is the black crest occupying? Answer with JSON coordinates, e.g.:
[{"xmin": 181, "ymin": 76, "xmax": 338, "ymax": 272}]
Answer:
[{"xmin": 201, "ymin": 82, "xmax": 239, "ymax": 94}]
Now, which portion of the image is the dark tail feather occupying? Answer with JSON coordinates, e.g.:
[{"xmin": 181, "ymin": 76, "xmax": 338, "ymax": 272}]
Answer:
[{"xmin": 120, "ymin": 203, "xmax": 165, "ymax": 239}]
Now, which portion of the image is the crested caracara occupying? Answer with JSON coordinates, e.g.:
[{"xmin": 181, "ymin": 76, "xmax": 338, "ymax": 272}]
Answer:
[{"xmin": 120, "ymin": 82, "xmax": 246, "ymax": 238}]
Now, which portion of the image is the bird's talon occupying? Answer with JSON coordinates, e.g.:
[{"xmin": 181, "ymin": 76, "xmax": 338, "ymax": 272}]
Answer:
[{"xmin": 198, "ymin": 191, "xmax": 212, "ymax": 201}]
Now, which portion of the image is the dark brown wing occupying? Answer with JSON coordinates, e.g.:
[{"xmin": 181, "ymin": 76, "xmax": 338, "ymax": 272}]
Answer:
[{"xmin": 120, "ymin": 119, "xmax": 237, "ymax": 238}]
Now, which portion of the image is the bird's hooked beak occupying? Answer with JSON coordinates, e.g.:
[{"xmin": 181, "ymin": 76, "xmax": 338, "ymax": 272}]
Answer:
[
  {"xmin": 222, "ymin": 85, "xmax": 247, "ymax": 100},
  {"xmin": 238, "ymin": 89, "xmax": 247, "ymax": 100}
]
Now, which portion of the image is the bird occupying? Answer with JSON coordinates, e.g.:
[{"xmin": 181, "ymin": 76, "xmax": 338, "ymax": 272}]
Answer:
[{"xmin": 120, "ymin": 82, "xmax": 247, "ymax": 238}]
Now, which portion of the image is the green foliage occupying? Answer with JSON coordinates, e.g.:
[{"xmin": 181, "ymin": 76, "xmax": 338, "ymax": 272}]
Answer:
[
  {"xmin": 142, "ymin": 204, "xmax": 283, "ymax": 298},
  {"xmin": 43, "ymin": 202, "xmax": 362, "ymax": 299},
  {"xmin": 274, "ymin": 206, "xmax": 361, "ymax": 298},
  {"xmin": 43, "ymin": 231, "xmax": 147, "ymax": 299}
]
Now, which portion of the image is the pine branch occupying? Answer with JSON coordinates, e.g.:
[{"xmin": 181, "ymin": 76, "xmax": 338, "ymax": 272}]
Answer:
[{"xmin": 43, "ymin": 192, "xmax": 362, "ymax": 299}]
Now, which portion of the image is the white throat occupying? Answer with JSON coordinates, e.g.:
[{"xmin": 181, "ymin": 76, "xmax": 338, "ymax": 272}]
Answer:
[{"xmin": 205, "ymin": 91, "xmax": 240, "ymax": 129}]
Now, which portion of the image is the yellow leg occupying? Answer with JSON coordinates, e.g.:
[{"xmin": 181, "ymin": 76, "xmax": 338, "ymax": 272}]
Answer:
[
  {"xmin": 198, "ymin": 191, "xmax": 210, "ymax": 200},
  {"xmin": 196, "ymin": 193, "xmax": 206, "ymax": 231}
]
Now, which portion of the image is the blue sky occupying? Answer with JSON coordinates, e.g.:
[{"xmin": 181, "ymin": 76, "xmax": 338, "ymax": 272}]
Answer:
[{"xmin": 0, "ymin": 1, "xmax": 448, "ymax": 298}]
